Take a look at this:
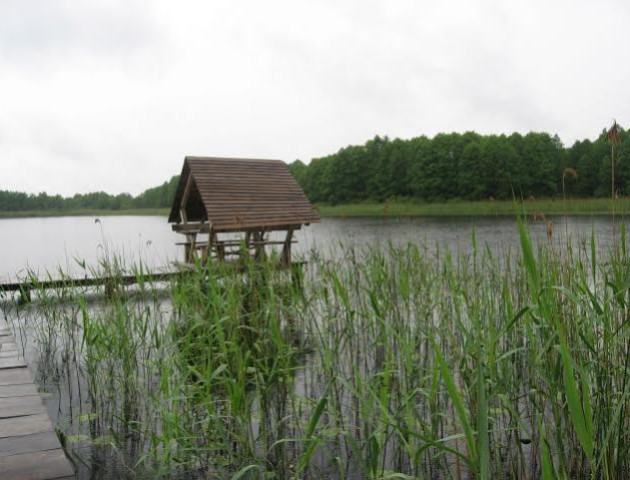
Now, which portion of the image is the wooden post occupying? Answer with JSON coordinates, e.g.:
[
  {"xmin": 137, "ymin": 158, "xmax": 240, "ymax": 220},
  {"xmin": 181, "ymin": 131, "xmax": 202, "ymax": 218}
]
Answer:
[
  {"xmin": 179, "ymin": 175, "xmax": 192, "ymax": 264},
  {"xmin": 180, "ymin": 175, "xmax": 194, "ymax": 224},
  {"xmin": 19, "ymin": 286, "xmax": 31, "ymax": 304},
  {"xmin": 185, "ymin": 232, "xmax": 198, "ymax": 263},
  {"xmin": 204, "ymin": 228, "xmax": 214, "ymax": 265},
  {"xmin": 281, "ymin": 228, "xmax": 294, "ymax": 267},
  {"xmin": 105, "ymin": 279, "xmax": 114, "ymax": 299},
  {"xmin": 254, "ymin": 230, "xmax": 266, "ymax": 261},
  {"xmin": 241, "ymin": 230, "xmax": 252, "ymax": 261},
  {"xmin": 201, "ymin": 243, "xmax": 208, "ymax": 264},
  {"xmin": 184, "ymin": 239, "xmax": 191, "ymax": 263}
]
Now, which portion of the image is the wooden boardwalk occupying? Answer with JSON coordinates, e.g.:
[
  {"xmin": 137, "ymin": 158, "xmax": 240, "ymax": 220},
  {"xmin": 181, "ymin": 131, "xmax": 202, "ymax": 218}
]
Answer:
[
  {"xmin": 0, "ymin": 264, "xmax": 304, "ymax": 303},
  {"xmin": 0, "ymin": 319, "xmax": 75, "ymax": 479},
  {"xmin": 0, "ymin": 271, "xmax": 184, "ymax": 301}
]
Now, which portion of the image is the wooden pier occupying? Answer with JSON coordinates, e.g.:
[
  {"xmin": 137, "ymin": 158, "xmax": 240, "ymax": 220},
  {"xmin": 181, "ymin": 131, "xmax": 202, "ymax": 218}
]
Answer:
[
  {"xmin": 0, "ymin": 262, "xmax": 306, "ymax": 303},
  {"xmin": 0, "ymin": 319, "xmax": 75, "ymax": 479},
  {"xmin": 0, "ymin": 271, "xmax": 184, "ymax": 301}
]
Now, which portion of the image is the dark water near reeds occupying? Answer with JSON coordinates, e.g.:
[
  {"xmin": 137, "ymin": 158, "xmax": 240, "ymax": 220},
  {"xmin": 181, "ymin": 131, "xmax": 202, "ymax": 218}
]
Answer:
[{"xmin": 0, "ymin": 213, "xmax": 625, "ymax": 282}]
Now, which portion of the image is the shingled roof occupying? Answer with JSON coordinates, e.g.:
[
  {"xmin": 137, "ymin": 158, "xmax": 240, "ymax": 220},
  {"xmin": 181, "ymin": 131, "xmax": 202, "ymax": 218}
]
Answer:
[{"xmin": 168, "ymin": 157, "xmax": 320, "ymax": 231}]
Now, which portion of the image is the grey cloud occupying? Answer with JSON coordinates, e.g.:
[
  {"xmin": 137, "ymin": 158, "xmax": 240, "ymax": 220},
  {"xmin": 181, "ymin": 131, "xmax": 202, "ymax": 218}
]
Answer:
[{"xmin": 0, "ymin": 0, "xmax": 162, "ymax": 67}]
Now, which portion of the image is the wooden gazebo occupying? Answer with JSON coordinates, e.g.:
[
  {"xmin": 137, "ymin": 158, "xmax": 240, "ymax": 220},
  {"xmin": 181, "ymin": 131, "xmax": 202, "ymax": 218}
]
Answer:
[{"xmin": 168, "ymin": 156, "xmax": 319, "ymax": 266}]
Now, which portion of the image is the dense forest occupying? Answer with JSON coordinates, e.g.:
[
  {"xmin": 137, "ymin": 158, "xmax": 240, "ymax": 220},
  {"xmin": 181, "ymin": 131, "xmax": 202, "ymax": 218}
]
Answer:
[
  {"xmin": 1, "ymin": 125, "xmax": 627, "ymax": 212},
  {"xmin": 0, "ymin": 176, "xmax": 180, "ymax": 212},
  {"xmin": 289, "ymin": 126, "xmax": 629, "ymax": 204}
]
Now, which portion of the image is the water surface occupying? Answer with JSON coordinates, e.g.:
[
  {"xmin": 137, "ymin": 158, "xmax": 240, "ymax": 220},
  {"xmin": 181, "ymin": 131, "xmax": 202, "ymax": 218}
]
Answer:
[{"xmin": 0, "ymin": 214, "xmax": 623, "ymax": 281}]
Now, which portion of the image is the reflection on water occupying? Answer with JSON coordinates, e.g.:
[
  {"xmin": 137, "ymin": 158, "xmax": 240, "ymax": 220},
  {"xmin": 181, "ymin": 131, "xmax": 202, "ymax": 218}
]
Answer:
[{"xmin": 0, "ymin": 214, "xmax": 626, "ymax": 281}]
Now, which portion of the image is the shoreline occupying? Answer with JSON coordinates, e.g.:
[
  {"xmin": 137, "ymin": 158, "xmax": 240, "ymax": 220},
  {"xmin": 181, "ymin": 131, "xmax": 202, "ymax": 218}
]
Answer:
[
  {"xmin": 0, "ymin": 208, "xmax": 170, "ymax": 219},
  {"xmin": 1, "ymin": 198, "xmax": 629, "ymax": 219},
  {"xmin": 319, "ymin": 198, "xmax": 628, "ymax": 217}
]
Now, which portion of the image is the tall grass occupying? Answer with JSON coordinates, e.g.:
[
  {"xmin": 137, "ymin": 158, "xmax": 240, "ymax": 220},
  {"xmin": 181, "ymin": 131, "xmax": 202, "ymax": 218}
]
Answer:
[{"xmin": 2, "ymin": 226, "xmax": 630, "ymax": 479}]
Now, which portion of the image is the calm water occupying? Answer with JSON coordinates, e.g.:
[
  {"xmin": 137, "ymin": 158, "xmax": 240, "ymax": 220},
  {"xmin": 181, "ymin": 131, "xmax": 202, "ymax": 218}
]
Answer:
[{"xmin": 0, "ymin": 214, "xmax": 625, "ymax": 282}]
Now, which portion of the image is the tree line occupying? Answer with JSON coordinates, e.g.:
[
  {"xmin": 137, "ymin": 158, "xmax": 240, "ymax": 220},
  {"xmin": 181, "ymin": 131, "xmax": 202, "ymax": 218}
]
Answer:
[
  {"xmin": 0, "ymin": 176, "xmax": 180, "ymax": 212},
  {"xmin": 2, "ymin": 125, "xmax": 628, "ymax": 212},
  {"xmin": 288, "ymin": 126, "xmax": 630, "ymax": 204}
]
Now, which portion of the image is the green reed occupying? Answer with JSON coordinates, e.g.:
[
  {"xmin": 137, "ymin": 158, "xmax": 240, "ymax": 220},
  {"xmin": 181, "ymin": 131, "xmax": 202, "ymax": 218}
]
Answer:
[{"xmin": 2, "ymin": 226, "xmax": 630, "ymax": 479}]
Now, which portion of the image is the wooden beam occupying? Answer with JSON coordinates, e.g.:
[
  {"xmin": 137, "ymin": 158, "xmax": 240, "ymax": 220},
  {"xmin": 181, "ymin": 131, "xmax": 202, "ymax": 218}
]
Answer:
[
  {"xmin": 253, "ymin": 231, "xmax": 267, "ymax": 261},
  {"xmin": 172, "ymin": 223, "xmax": 210, "ymax": 234},
  {"xmin": 0, "ymin": 448, "xmax": 75, "ymax": 480},
  {"xmin": 203, "ymin": 227, "xmax": 214, "ymax": 265},
  {"xmin": 0, "ymin": 431, "xmax": 63, "ymax": 458},
  {"xmin": 0, "ymin": 271, "xmax": 186, "ymax": 293},
  {"xmin": 0, "ymin": 383, "xmax": 37, "ymax": 398},
  {"xmin": 0, "ymin": 368, "xmax": 33, "ymax": 387},
  {"xmin": 0, "ymin": 396, "xmax": 47, "ymax": 419},
  {"xmin": 281, "ymin": 228, "xmax": 294, "ymax": 266},
  {"xmin": 184, "ymin": 233, "xmax": 197, "ymax": 263},
  {"xmin": 179, "ymin": 174, "xmax": 194, "ymax": 224},
  {"xmin": 172, "ymin": 223, "xmax": 302, "ymax": 234}
]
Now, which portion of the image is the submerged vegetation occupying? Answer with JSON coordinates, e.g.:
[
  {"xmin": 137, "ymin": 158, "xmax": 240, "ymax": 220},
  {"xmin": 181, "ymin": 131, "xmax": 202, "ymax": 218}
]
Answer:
[{"xmin": 2, "ymin": 223, "xmax": 630, "ymax": 479}]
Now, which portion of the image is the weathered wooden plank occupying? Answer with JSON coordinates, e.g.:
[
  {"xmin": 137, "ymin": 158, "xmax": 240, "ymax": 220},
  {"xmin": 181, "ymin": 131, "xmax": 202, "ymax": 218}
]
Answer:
[
  {"xmin": 0, "ymin": 342, "xmax": 19, "ymax": 351},
  {"xmin": 0, "ymin": 448, "xmax": 74, "ymax": 479},
  {"xmin": 0, "ymin": 349, "xmax": 19, "ymax": 356},
  {"xmin": 0, "ymin": 271, "xmax": 184, "ymax": 292},
  {"xmin": 0, "ymin": 431, "xmax": 61, "ymax": 457},
  {"xmin": 0, "ymin": 350, "xmax": 20, "ymax": 359},
  {"xmin": 0, "ymin": 367, "xmax": 32, "ymax": 386},
  {"xmin": 0, "ymin": 357, "xmax": 27, "ymax": 370},
  {"xmin": 0, "ymin": 383, "xmax": 38, "ymax": 398},
  {"xmin": 172, "ymin": 222, "xmax": 303, "ymax": 233},
  {"xmin": 0, "ymin": 413, "xmax": 53, "ymax": 438},
  {"xmin": 0, "ymin": 327, "xmax": 75, "ymax": 478},
  {"xmin": 0, "ymin": 395, "xmax": 47, "ymax": 419}
]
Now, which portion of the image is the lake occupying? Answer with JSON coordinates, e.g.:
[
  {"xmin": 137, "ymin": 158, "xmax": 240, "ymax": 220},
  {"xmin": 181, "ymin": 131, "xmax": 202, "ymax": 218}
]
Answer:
[
  {"xmin": 0, "ymin": 213, "xmax": 623, "ymax": 282},
  {"xmin": 2, "ymin": 213, "xmax": 629, "ymax": 479}
]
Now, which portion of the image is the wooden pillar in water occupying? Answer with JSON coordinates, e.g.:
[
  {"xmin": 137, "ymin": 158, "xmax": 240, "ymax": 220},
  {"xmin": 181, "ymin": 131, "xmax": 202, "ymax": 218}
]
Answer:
[
  {"xmin": 184, "ymin": 232, "xmax": 198, "ymax": 263},
  {"xmin": 19, "ymin": 286, "xmax": 31, "ymax": 304},
  {"xmin": 291, "ymin": 262, "xmax": 304, "ymax": 290},
  {"xmin": 241, "ymin": 230, "xmax": 252, "ymax": 261},
  {"xmin": 215, "ymin": 231, "xmax": 226, "ymax": 261},
  {"xmin": 254, "ymin": 230, "xmax": 266, "ymax": 261},
  {"xmin": 202, "ymin": 228, "xmax": 214, "ymax": 265},
  {"xmin": 105, "ymin": 279, "xmax": 115, "ymax": 299},
  {"xmin": 281, "ymin": 228, "xmax": 294, "ymax": 267}
]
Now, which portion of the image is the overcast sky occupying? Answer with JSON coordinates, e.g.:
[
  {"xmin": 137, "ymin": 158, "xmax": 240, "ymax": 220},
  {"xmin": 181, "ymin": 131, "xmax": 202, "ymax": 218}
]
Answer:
[{"xmin": 1, "ymin": 0, "xmax": 629, "ymax": 196}]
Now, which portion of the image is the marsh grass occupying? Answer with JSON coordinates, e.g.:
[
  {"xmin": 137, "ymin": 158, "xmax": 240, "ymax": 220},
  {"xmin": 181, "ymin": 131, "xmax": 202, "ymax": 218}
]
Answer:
[
  {"xmin": 2, "ymin": 225, "xmax": 630, "ymax": 479},
  {"xmin": 318, "ymin": 197, "xmax": 630, "ymax": 217}
]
